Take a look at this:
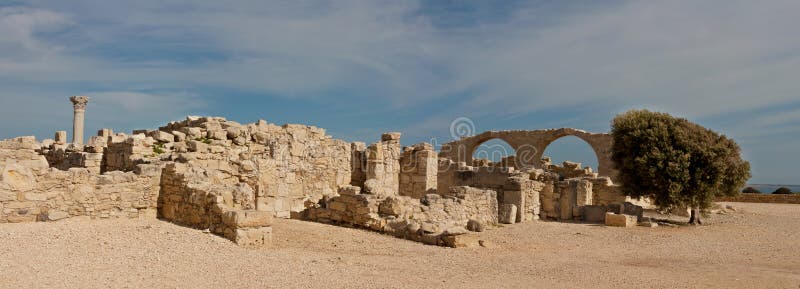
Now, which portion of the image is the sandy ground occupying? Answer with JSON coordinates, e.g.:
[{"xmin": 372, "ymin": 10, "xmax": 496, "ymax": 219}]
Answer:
[{"xmin": 1, "ymin": 202, "xmax": 799, "ymax": 289}]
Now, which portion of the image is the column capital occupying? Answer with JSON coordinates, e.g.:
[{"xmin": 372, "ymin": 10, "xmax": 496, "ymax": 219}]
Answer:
[{"xmin": 70, "ymin": 95, "xmax": 89, "ymax": 110}]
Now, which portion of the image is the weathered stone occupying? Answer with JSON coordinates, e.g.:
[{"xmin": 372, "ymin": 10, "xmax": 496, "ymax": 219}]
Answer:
[
  {"xmin": 381, "ymin": 132, "xmax": 401, "ymax": 141},
  {"xmin": 605, "ymin": 213, "xmax": 636, "ymax": 227},
  {"xmin": 229, "ymin": 227, "xmax": 272, "ymax": 246},
  {"xmin": 499, "ymin": 204, "xmax": 517, "ymax": 224},
  {"xmin": 442, "ymin": 233, "xmax": 480, "ymax": 248},
  {"xmin": 149, "ymin": 131, "xmax": 175, "ymax": 143},
  {"xmin": 54, "ymin": 131, "xmax": 68, "ymax": 144},
  {"xmin": 187, "ymin": 140, "xmax": 208, "ymax": 153},
  {"xmin": 222, "ymin": 210, "xmax": 273, "ymax": 228},
  {"xmin": 467, "ymin": 219, "xmax": 485, "ymax": 232},
  {"xmin": 339, "ymin": 185, "xmax": 361, "ymax": 196},
  {"xmin": 582, "ymin": 205, "xmax": 608, "ymax": 223},
  {"xmin": 47, "ymin": 210, "xmax": 70, "ymax": 221},
  {"xmin": 443, "ymin": 226, "xmax": 469, "ymax": 236}
]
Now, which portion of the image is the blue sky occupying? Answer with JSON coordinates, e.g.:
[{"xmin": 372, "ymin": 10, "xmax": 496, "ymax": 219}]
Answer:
[{"xmin": 1, "ymin": 0, "xmax": 799, "ymax": 184}]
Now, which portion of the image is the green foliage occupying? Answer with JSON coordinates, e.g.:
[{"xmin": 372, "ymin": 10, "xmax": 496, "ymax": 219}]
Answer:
[
  {"xmin": 741, "ymin": 187, "xmax": 761, "ymax": 194},
  {"xmin": 194, "ymin": 137, "xmax": 212, "ymax": 145},
  {"xmin": 772, "ymin": 187, "xmax": 793, "ymax": 195},
  {"xmin": 611, "ymin": 110, "xmax": 751, "ymax": 213},
  {"xmin": 152, "ymin": 143, "xmax": 166, "ymax": 155}
]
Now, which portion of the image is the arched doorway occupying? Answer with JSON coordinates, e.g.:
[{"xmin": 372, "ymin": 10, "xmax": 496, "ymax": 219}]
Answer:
[{"xmin": 471, "ymin": 138, "xmax": 517, "ymax": 168}]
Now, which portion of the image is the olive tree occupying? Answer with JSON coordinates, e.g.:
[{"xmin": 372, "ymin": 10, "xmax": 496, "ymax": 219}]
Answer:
[{"xmin": 611, "ymin": 110, "xmax": 751, "ymax": 225}]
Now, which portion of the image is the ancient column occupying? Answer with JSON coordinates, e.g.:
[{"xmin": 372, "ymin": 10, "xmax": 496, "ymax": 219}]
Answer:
[{"xmin": 69, "ymin": 96, "xmax": 89, "ymax": 145}]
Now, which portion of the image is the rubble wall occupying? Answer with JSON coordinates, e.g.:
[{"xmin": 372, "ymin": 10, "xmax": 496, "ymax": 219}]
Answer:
[
  {"xmin": 158, "ymin": 117, "xmax": 354, "ymax": 218},
  {"xmin": 303, "ymin": 186, "xmax": 497, "ymax": 247},
  {"xmin": 1, "ymin": 137, "xmax": 160, "ymax": 223},
  {"xmin": 158, "ymin": 163, "xmax": 272, "ymax": 246}
]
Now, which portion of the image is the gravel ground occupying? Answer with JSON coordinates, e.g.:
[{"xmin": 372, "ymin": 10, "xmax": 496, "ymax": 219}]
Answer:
[{"xmin": 1, "ymin": 202, "xmax": 799, "ymax": 289}]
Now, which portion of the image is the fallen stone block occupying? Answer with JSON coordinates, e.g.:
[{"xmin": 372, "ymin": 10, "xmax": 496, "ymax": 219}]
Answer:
[
  {"xmin": 605, "ymin": 212, "xmax": 637, "ymax": 227},
  {"xmin": 229, "ymin": 227, "xmax": 272, "ymax": 246},
  {"xmin": 583, "ymin": 205, "xmax": 608, "ymax": 223},
  {"xmin": 442, "ymin": 233, "xmax": 481, "ymax": 248}
]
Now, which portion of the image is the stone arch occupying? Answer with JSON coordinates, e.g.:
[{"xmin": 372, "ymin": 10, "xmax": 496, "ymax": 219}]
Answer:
[
  {"xmin": 541, "ymin": 135, "xmax": 600, "ymax": 170},
  {"xmin": 439, "ymin": 128, "xmax": 617, "ymax": 180},
  {"xmin": 470, "ymin": 138, "xmax": 516, "ymax": 164}
]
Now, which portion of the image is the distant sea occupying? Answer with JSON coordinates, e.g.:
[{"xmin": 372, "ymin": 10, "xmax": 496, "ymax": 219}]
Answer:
[{"xmin": 746, "ymin": 184, "xmax": 800, "ymax": 194}]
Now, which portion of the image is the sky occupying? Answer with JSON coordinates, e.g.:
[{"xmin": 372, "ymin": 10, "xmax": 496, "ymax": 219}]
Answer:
[{"xmin": 1, "ymin": 0, "xmax": 798, "ymax": 184}]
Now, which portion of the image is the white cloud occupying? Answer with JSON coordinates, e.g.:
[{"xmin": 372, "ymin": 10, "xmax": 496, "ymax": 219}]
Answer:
[{"xmin": 2, "ymin": 0, "xmax": 800, "ymax": 183}]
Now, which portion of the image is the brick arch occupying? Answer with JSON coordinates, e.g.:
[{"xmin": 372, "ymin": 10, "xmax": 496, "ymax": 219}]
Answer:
[{"xmin": 440, "ymin": 128, "xmax": 618, "ymax": 180}]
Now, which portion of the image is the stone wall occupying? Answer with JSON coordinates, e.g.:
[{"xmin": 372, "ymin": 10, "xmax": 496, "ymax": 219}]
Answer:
[
  {"xmin": 302, "ymin": 186, "xmax": 497, "ymax": 247},
  {"xmin": 158, "ymin": 163, "xmax": 272, "ymax": 246},
  {"xmin": 1, "ymin": 137, "xmax": 161, "ymax": 223},
  {"xmin": 157, "ymin": 116, "xmax": 353, "ymax": 218},
  {"xmin": 363, "ymin": 133, "xmax": 402, "ymax": 196},
  {"xmin": 399, "ymin": 143, "xmax": 437, "ymax": 199},
  {"xmin": 716, "ymin": 194, "xmax": 800, "ymax": 204}
]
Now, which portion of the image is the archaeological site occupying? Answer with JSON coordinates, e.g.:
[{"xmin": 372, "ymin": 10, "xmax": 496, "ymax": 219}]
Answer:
[{"xmin": 0, "ymin": 96, "xmax": 657, "ymax": 248}]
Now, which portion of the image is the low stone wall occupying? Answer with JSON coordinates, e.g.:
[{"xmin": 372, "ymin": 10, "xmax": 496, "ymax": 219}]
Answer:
[
  {"xmin": 302, "ymin": 186, "xmax": 497, "ymax": 247},
  {"xmin": 717, "ymin": 194, "xmax": 800, "ymax": 204},
  {"xmin": 158, "ymin": 163, "xmax": 272, "ymax": 246},
  {"xmin": 1, "ymin": 137, "xmax": 161, "ymax": 223}
]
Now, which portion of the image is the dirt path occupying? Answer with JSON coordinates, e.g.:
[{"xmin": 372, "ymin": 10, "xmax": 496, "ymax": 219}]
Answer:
[{"xmin": 1, "ymin": 202, "xmax": 799, "ymax": 288}]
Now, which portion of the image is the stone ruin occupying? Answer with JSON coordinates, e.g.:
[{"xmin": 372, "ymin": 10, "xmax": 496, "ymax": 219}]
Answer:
[{"xmin": 0, "ymin": 97, "xmax": 651, "ymax": 248}]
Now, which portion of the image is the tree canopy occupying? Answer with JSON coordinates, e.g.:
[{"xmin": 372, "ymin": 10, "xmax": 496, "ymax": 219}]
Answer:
[
  {"xmin": 741, "ymin": 187, "xmax": 761, "ymax": 194},
  {"xmin": 772, "ymin": 187, "xmax": 793, "ymax": 195},
  {"xmin": 611, "ymin": 110, "xmax": 751, "ymax": 224}
]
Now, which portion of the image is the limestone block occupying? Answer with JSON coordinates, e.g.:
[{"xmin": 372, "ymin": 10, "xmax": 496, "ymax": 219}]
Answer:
[
  {"xmin": 605, "ymin": 213, "xmax": 636, "ymax": 227},
  {"xmin": 47, "ymin": 210, "xmax": 70, "ymax": 221},
  {"xmin": 171, "ymin": 131, "xmax": 187, "ymax": 142},
  {"xmin": 222, "ymin": 210, "xmax": 273, "ymax": 228},
  {"xmin": 442, "ymin": 233, "xmax": 480, "ymax": 248},
  {"xmin": 502, "ymin": 190, "xmax": 525, "ymax": 223},
  {"xmin": 149, "ymin": 131, "xmax": 175, "ymax": 143},
  {"xmin": 1, "ymin": 164, "xmax": 37, "ymax": 192},
  {"xmin": 181, "ymin": 127, "xmax": 203, "ymax": 139},
  {"xmin": 187, "ymin": 140, "xmax": 208, "ymax": 153},
  {"xmin": 339, "ymin": 185, "xmax": 361, "ymax": 196},
  {"xmin": 24, "ymin": 192, "xmax": 47, "ymax": 201},
  {"xmin": 207, "ymin": 129, "xmax": 227, "ymax": 140},
  {"xmin": 135, "ymin": 164, "xmax": 162, "ymax": 176},
  {"xmin": 499, "ymin": 204, "xmax": 517, "ymax": 224},
  {"xmin": 55, "ymin": 131, "xmax": 67, "ymax": 145},
  {"xmin": 229, "ymin": 227, "xmax": 272, "ymax": 246},
  {"xmin": 98, "ymin": 128, "xmax": 113, "ymax": 138},
  {"xmin": 381, "ymin": 132, "xmax": 402, "ymax": 141},
  {"xmin": 582, "ymin": 205, "xmax": 608, "ymax": 223},
  {"xmin": 622, "ymin": 202, "xmax": 644, "ymax": 219}
]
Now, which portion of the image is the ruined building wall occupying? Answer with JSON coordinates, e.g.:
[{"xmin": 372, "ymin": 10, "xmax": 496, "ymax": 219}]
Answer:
[
  {"xmin": 399, "ymin": 143, "xmax": 438, "ymax": 199},
  {"xmin": 363, "ymin": 133, "xmax": 401, "ymax": 196},
  {"xmin": 158, "ymin": 163, "xmax": 272, "ymax": 246},
  {"xmin": 303, "ymin": 185, "xmax": 497, "ymax": 247},
  {"xmin": 1, "ymin": 137, "xmax": 160, "ymax": 223},
  {"xmin": 157, "ymin": 117, "xmax": 353, "ymax": 218}
]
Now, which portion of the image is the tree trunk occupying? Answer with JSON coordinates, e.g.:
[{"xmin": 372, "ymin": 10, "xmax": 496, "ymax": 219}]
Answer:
[{"xmin": 688, "ymin": 208, "xmax": 703, "ymax": 225}]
